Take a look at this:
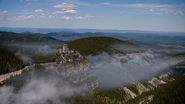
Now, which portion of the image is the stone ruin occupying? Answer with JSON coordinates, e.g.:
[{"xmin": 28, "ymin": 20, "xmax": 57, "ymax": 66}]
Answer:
[
  {"xmin": 57, "ymin": 44, "xmax": 84, "ymax": 64},
  {"xmin": 56, "ymin": 44, "xmax": 99, "ymax": 90}
]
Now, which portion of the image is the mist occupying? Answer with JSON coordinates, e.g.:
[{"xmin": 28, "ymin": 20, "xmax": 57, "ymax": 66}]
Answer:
[
  {"xmin": 16, "ymin": 50, "xmax": 33, "ymax": 64},
  {"xmin": 0, "ymin": 65, "xmax": 87, "ymax": 104},
  {"xmin": 87, "ymin": 51, "xmax": 173, "ymax": 88},
  {"xmin": 8, "ymin": 43, "xmax": 61, "ymax": 57}
]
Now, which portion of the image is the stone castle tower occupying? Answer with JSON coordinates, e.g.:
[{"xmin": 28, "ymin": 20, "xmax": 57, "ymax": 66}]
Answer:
[
  {"xmin": 59, "ymin": 48, "xmax": 62, "ymax": 54},
  {"xmin": 63, "ymin": 44, "xmax": 69, "ymax": 53}
]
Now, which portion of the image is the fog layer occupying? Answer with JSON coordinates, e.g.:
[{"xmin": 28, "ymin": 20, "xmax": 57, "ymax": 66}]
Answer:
[
  {"xmin": 0, "ymin": 66, "xmax": 87, "ymax": 104},
  {"xmin": 87, "ymin": 52, "xmax": 172, "ymax": 88}
]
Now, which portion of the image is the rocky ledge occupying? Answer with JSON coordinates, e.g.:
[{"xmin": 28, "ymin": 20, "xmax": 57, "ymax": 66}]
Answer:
[
  {"xmin": 55, "ymin": 58, "xmax": 99, "ymax": 90},
  {"xmin": 54, "ymin": 44, "xmax": 99, "ymax": 90}
]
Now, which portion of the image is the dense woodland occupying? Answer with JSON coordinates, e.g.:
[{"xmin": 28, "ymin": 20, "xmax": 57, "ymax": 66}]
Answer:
[
  {"xmin": 0, "ymin": 47, "xmax": 24, "ymax": 75},
  {"xmin": 67, "ymin": 37, "xmax": 141, "ymax": 56},
  {"xmin": 126, "ymin": 75, "xmax": 185, "ymax": 104},
  {"xmin": 33, "ymin": 55, "xmax": 56, "ymax": 63}
]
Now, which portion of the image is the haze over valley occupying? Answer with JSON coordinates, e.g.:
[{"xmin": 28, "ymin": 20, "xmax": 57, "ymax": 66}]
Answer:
[{"xmin": 0, "ymin": 0, "xmax": 185, "ymax": 104}]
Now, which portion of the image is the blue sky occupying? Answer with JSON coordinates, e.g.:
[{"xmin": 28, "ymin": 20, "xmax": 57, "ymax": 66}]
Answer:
[{"xmin": 0, "ymin": 0, "xmax": 185, "ymax": 32}]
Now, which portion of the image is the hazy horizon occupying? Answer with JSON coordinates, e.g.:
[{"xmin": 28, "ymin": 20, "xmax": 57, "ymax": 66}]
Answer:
[
  {"xmin": 0, "ymin": 0, "xmax": 185, "ymax": 32},
  {"xmin": 1, "ymin": 27, "xmax": 185, "ymax": 34}
]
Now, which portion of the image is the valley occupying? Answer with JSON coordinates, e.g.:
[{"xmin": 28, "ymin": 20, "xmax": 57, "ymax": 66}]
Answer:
[
  {"xmin": 0, "ymin": 30, "xmax": 185, "ymax": 104},
  {"xmin": 1, "ymin": 0, "xmax": 185, "ymax": 103}
]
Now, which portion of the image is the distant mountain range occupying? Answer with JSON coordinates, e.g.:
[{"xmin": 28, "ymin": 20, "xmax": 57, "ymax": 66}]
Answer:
[{"xmin": 1, "ymin": 27, "xmax": 184, "ymax": 34}]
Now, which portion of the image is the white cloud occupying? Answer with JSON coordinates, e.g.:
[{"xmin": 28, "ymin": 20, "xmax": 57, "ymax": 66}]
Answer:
[
  {"xmin": 75, "ymin": 16, "xmax": 83, "ymax": 20},
  {"xmin": 20, "ymin": 0, "xmax": 22, "ymax": 1},
  {"xmin": 52, "ymin": 10, "xmax": 76, "ymax": 15},
  {"xmin": 0, "ymin": 67, "xmax": 87, "ymax": 104},
  {"xmin": 21, "ymin": 10, "xmax": 28, "ymax": 12},
  {"xmin": 164, "ymin": 11, "xmax": 171, "ymax": 14},
  {"xmin": 27, "ymin": 3, "xmax": 30, "ymax": 5},
  {"xmin": 53, "ymin": 3, "xmax": 77, "ymax": 11},
  {"xmin": 101, "ymin": 3, "xmax": 171, "ymax": 8},
  {"xmin": 7, "ymin": 13, "xmax": 56, "ymax": 21},
  {"xmin": 100, "ymin": 3, "xmax": 184, "ymax": 16},
  {"xmin": 100, "ymin": 3, "xmax": 110, "ymax": 5},
  {"xmin": 180, "ymin": 11, "xmax": 183, "ymax": 15},
  {"xmin": 87, "ymin": 52, "xmax": 172, "ymax": 88},
  {"xmin": 52, "ymin": 3, "xmax": 77, "ymax": 15},
  {"xmin": 119, "ymin": 12, "xmax": 122, "ymax": 15},
  {"xmin": 174, "ymin": 11, "xmax": 183, "ymax": 15},
  {"xmin": 150, "ymin": 9, "xmax": 156, "ymax": 12},
  {"xmin": 26, "ymin": 0, "xmax": 32, "ymax": 1},
  {"xmin": 75, "ymin": 14, "xmax": 104, "ymax": 20},
  {"xmin": 0, "ymin": 11, "xmax": 8, "ymax": 14},
  {"xmin": 174, "ymin": 12, "xmax": 179, "ymax": 15},
  {"xmin": 34, "ymin": 9, "xmax": 44, "ymax": 13},
  {"xmin": 60, "ymin": 16, "xmax": 73, "ymax": 20}
]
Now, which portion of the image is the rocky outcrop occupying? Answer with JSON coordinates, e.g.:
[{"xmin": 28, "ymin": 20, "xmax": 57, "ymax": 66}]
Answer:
[
  {"xmin": 0, "ymin": 66, "xmax": 31, "ymax": 83},
  {"xmin": 55, "ymin": 58, "xmax": 99, "ymax": 90},
  {"xmin": 139, "ymin": 94, "xmax": 154, "ymax": 104},
  {"xmin": 148, "ymin": 77, "xmax": 166, "ymax": 88},
  {"xmin": 40, "ymin": 62, "xmax": 56, "ymax": 66},
  {"xmin": 54, "ymin": 44, "xmax": 99, "ymax": 90},
  {"xmin": 159, "ymin": 73, "xmax": 168, "ymax": 79},
  {"xmin": 136, "ymin": 83, "xmax": 150, "ymax": 95},
  {"xmin": 123, "ymin": 87, "xmax": 137, "ymax": 99}
]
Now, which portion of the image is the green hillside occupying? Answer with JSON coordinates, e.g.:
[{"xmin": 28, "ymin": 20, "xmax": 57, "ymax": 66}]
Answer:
[
  {"xmin": 0, "ymin": 31, "xmax": 65, "ymax": 46},
  {"xmin": 66, "ymin": 37, "xmax": 141, "ymax": 56},
  {"xmin": 126, "ymin": 75, "xmax": 185, "ymax": 104},
  {"xmin": 0, "ymin": 31, "xmax": 66, "ymax": 57},
  {"xmin": 0, "ymin": 47, "xmax": 24, "ymax": 75},
  {"xmin": 33, "ymin": 55, "xmax": 56, "ymax": 63}
]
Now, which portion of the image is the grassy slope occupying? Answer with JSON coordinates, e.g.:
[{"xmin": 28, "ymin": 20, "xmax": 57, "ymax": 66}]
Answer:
[
  {"xmin": 67, "ymin": 37, "xmax": 140, "ymax": 56},
  {"xmin": 0, "ymin": 47, "xmax": 24, "ymax": 75}
]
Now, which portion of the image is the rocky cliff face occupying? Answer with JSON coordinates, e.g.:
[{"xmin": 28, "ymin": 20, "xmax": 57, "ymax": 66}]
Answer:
[
  {"xmin": 0, "ymin": 65, "xmax": 32, "ymax": 84},
  {"xmin": 55, "ymin": 59, "xmax": 99, "ymax": 90}
]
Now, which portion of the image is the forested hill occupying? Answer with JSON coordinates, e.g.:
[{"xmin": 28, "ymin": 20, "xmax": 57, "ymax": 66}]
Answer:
[
  {"xmin": 0, "ymin": 31, "xmax": 67, "ymax": 58},
  {"xmin": 66, "ymin": 37, "xmax": 141, "ymax": 56},
  {"xmin": 0, "ymin": 47, "xmax": 24, "ymax": 75},
  {"xmin": 0, "ymin": 31, "xmax": 66, "ymax": 50},
  {"xmin": 126, "ymin": 75, "xmax": 185, "ymax": 104}
]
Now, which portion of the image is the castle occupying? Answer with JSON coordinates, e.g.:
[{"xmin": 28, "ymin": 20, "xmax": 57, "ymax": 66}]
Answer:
[{"xmin": 57, "ymin": 44, "xmax": 84, "ymax": 64}]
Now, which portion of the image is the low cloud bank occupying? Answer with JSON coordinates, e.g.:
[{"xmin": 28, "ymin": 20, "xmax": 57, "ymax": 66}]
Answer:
[
  {"xmin": 0, "ymin": 66, "xmax": 87, "ymax": 104},
  {"xmin": 8, "ymin": 43, "xmax": 60, "ymax": 56},
  {"xmin": 87, "ymin": 51, "xmax": 172, "ymax": 88}
]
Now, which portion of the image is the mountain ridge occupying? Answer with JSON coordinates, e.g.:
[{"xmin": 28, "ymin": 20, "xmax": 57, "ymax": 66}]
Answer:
[{"xmin": 66, "ymin": 37, "xmax": 141, "ymax": 56}]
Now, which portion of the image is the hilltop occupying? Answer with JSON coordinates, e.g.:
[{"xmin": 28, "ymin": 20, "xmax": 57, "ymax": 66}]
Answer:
[
  {"xmin": 0, "ymin": 47, "xmax": 24, "ymax": 75},
  {"xmin": 66, "ymin": 37, "xmax": 141, "ymax": 56}
]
